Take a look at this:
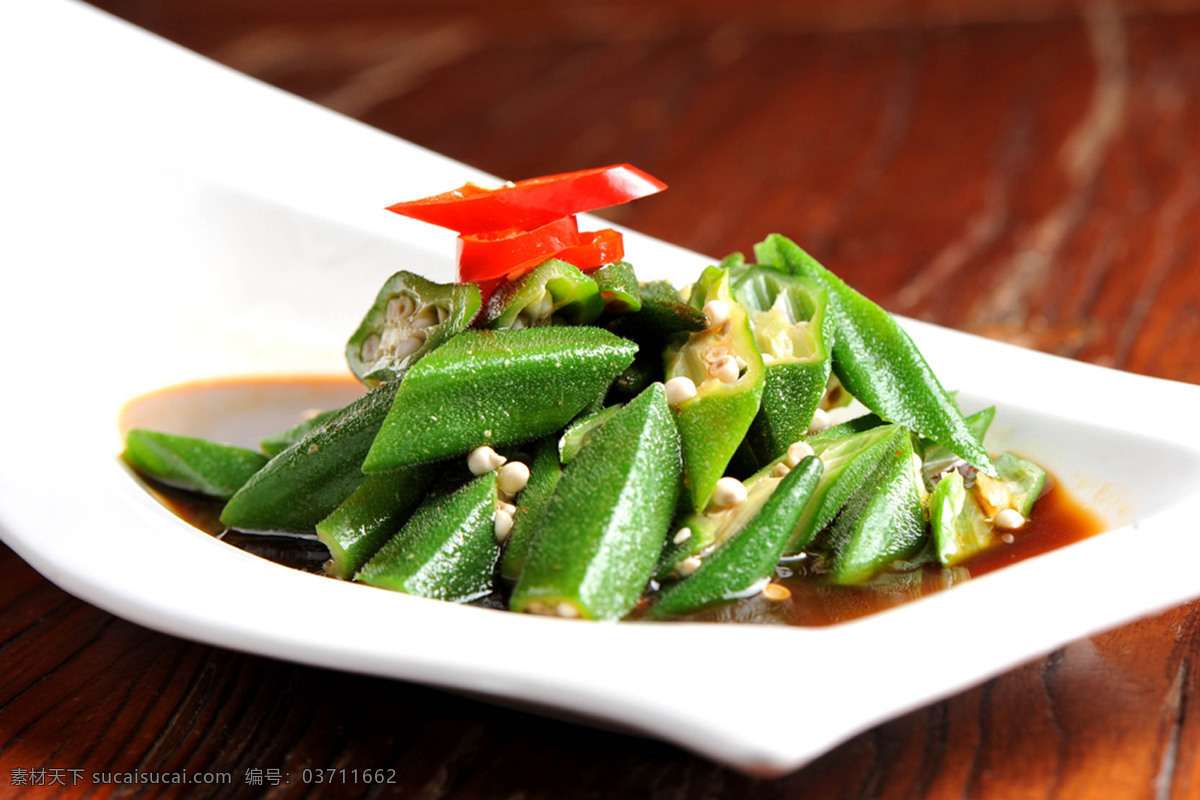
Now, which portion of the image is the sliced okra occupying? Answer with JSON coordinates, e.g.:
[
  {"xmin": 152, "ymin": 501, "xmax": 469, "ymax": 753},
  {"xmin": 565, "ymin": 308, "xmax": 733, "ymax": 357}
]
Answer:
[
  {"xmin": 664, "ymin": 265, "xmax": 765, "ymax": 510},
  {"xmin": 931, "ymin": 451, "xmax": 1046, "ymax": 566},
  {"xmin": 783, "ymin": 424, "xmax": 912, "ymax": 556},
  {"xmin": 815, "ymin": 431, "xmax": 927, "ymax": 585},
  {"xmin": 498, "ymin": 438, "xmax": 563, "ymax": 584},
  {"xmin": 346, "ymin": 271, "xmax": 482, "ymax": 386},
  {"xmin": 754, "ymin": 234, "xmax": 994, "ymax": 476},
  {"xmin": 482, "ymin": 259, "xmax": 603, "ymax": 328},
  {"xmin": 220, "ymin": 381, "xmax": 399, "ymax": 533},
  {"xmin": 363, "ymin": 327, "xmax": 637, "ymax": 472},
  {"xmin": 316, "ymin": 465, "xmax": 432, "ymax": 579},
  {"xmin": 592, "ymin": 261, "xmax": 642, "ymax": 313},
  {"xmin": 122, "ymin": 429, "xmax": 268, "ymax": 500},
  {"xmin": 356, "ymin": 472, "xmax": 501, "ymax": 602},
  {"xmin": 651, "ymin": 456, "xmax": 823, "ymax": 618},
  {"xmin": 730, "ymin": 263, "xmax": 834, "ymax": 467},
  {"xmin": 509, "ymin": 383, "xmax": 682, "ymax": 620}
]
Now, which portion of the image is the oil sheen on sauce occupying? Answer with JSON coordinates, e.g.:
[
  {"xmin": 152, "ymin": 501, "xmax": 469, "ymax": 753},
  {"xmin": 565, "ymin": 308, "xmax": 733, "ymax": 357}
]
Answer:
[{"xmin": 124, "ymin": 376, "xmax": 1107, "ymax": 627}]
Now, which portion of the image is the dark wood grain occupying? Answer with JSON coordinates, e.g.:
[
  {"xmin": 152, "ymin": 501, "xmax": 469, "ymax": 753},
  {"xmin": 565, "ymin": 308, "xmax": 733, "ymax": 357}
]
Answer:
[{"xmin": 7, "ymin": 1, "xmax": 1200, "ymax": 796}]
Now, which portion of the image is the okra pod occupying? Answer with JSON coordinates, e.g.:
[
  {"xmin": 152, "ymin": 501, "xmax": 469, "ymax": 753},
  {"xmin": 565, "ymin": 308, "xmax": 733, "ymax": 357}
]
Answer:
[
  {"xmin": 592, "ymin": 261, "xmax": 642, "ymax": 313},
  {"xmin": 316, "ymin": 465, "xmax": 431, "ymax": 579},
  {"xmin": 498, "ymin": 437, "xmax": 563, "ymax": 584},
  {"xmin": 754, "ymin": 234, "xmax": 994, "ymax": 476},
  {"xmin": 510, "ymin": 383, "xmax": 682, "ymax": 620},
  {"xmin": 357, "ymin": 472, "xmax": 502, "ymax": 602},
  {"xmin": 346, "ymin": 271, "xmax": 481, "ymax": 386},
  {"xmin": 123, "ymin": 429, "xmax": 268, "ymax": 500},
  {"xmin": 665, "ymin": 266, "xmax": 765, "ymax": 509},
  {"xmin": 482, "ymin": 259, "xmax": 603, "ymax": 328},
  {"xmin": 651, "ymin": 456, "xmax": 823, "ymax": 618},
  {"xmin": 363, "ymin": 327, "xmax": 637, "ymax": 472}
]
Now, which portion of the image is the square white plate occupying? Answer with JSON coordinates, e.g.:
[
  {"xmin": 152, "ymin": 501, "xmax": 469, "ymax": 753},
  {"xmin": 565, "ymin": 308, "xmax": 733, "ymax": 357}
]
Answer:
[{"xmin": 4, "ymin": 0, "xmax": 1200, "ymax": 777}]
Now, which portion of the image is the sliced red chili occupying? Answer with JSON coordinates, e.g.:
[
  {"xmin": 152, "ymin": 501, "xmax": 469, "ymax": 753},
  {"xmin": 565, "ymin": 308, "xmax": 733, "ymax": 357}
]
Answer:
[
  {"xmin": 388, "ymin": 165, "xmax": 666, "ymax": 235},
  {"xmin": 553, "ymin": 229, "xmax": 624, "ymax": 272},
  {"xmin": 456, "ymin": 216, "xmax": 580, "ymax": 283}
]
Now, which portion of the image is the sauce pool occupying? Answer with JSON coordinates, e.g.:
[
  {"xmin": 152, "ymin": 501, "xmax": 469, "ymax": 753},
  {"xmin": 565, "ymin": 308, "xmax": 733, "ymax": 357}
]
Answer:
[{"xmin": 124, "ymin": 376, "xmax": 1108, "ymax": 627}]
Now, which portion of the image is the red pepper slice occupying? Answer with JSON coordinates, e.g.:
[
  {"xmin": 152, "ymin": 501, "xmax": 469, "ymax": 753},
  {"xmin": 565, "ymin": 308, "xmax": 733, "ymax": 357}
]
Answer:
[
  {"xmin": 553, "ymin": 228, "xmax": 624, "ymax": 272},
  {"xmin": 456, "ymin": 216, "xmax": 581, "ymax": 283},
  {"xmin": 388, "ymin": 164, "xmax": 666, "ymax": 235}
]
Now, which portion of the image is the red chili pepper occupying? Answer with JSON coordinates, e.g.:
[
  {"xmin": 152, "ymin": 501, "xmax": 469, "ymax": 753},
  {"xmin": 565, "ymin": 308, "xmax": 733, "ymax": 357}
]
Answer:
[
  {"xmin": 552, "ymin": 228, "xmax": 624, "ymax": 272},
  {"xmin": 387, "ymin": 164, "xmax": 666, "ymax": 235},
  {"xmin": 456, "ymin": 216, "xmax": 581, "ymax": 283}
]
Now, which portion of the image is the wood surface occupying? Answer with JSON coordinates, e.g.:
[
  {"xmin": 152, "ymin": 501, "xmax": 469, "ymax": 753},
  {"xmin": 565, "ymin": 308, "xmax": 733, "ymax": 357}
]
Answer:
[{"xmin": 5, "ymin": 0, "xmax": 1200, "ymax": 796}]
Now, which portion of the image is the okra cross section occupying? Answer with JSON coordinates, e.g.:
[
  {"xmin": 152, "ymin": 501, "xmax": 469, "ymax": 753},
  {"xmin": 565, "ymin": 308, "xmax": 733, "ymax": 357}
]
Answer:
[
  {"xmin": 363, "ymin": 327, "xmax": 638, "ymax": 472},
  {"xmin": 509, "ymin": 383, "xmax": 682, "ymax": 620}
]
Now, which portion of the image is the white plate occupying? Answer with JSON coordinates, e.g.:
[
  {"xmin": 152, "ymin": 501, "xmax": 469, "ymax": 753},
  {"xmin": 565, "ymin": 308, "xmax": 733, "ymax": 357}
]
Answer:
[{"xmin": 4, "ymin": 0, "xmax": 1200, "ymax": 778}]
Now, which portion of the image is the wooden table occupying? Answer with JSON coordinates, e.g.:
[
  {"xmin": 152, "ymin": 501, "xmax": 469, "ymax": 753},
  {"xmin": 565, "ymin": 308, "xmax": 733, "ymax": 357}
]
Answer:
[{"xmin": 6, "ymin": 1, "xmax": 1200, "ymax": 796}]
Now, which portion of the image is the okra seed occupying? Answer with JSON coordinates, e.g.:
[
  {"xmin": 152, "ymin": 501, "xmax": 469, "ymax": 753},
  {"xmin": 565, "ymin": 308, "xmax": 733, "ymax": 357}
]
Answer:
[
  {"xmin": 771, "ymin": 462, "xmax": 791, "ymax": 478},
  {"xmin": 1000, "ymin": 533, "xmax": 1016, "ymax": 544},
  {"xmin": 385, "ymin": 295, "xmax": 415, "ymax": 324},
  {"xmin": 493, "ymin": 509, "xmax": 515, "ymax": 542},
  {"xmin": 712, "ymin": 355, "xmax": 739, "ymax": 384},
  {"xmin": 785, "ymin": 441, "xmax": 814, "ymax": 468},
  {"xmin": 994, "ymin": 508, "xmax": 1025, "ymax": 530},
  {"xmin": 762, "ymin": 583, "xmax": 792, "ymax": 602},
  {"xmin": 664, "ymin": 376, "xmax": 698, "ymax": 405},
  {"xmin": 672, "ymin": 527, "xmax": 693, "ymax": 545},
  {"xmin": 498, "ymin": 500, "xmax": 517, "ymax": 515},
  {"xmin": 808, "ymin": 408, "xmax": 831, "ymax": 433},
  {"xmin": 556, "ymin": 602, "xmax": 581, "ymax": 618},
  {"xmin": 360, "ymin": 334, "xmax": 381, "ymax": 363},
  {"xmin": 678, "ymin": 556, "xmax": 702, "ymax": 576},
  {"xmin": 712, "ymin": 476, "xmax": 748, "ymax": 508},
  {"xmin": 703, "ymin": 299, "xmax": 730, "ymax": 329},
  {"xmin": 467, "ymin": 445, "xmax": 507, "ymax": 475},
  {"xmin": 411, "ymin": 308, "xmax": 439, "ymax": 331},
  {"xmin": 498, "ymin": 461, "xmax": 531, "ymax": 495}
]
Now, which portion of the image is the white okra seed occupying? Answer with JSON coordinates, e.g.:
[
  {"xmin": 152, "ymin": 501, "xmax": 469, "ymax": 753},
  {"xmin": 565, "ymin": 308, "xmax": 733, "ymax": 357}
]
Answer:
[
  {"xmin": 672, "ymin": 527, "xmax": 693, "ymax": 545},
  {"xmin": 493, "ymin": 509, "xmax": 515, "ymax": 542},
  {"xmin": 771, "ymin": 462, "xmax": 791, "ymax": 478},
  {"xmin": 712, "ymin": 355, "xmax": 739, "ymax": 384},
  {"xmin": 556, "ymin": 602, "xmax": 580, "ymax": 618},
  {"xmin": 703, "ymin": 299, "xmax": 730, "ymax": 329},
  {"xmin": 712, "ymin": 476, "xmax": 748, "ymax": 508},
  {"xmin": 497, "ymin": 461, "xmax": 531, "ymax": 495},
  {"xmin": 994, "ymin": 508, "xmax": 1026, "ymax": 530},
  {"xmin": 785, "ymin": 440, "xmax": 814, "ymax": 468},
  {"xmin": 678, "ymin": 556, "xmax": 703, "ymax": 576},
  {"xmin": 664, "ymin": 375, "xmax": 698, "ymax": 405},
  {"xmin": 467, "ymin": 445, "xmax": 507, "ymax": 475},
  {"xmin": 808, "ymin": 408, "xmax": 831, "ymax": 433}
]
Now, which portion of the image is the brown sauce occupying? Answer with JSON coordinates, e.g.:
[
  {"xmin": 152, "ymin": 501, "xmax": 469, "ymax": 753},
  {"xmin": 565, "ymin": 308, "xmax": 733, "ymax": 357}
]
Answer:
[{"xmin": 124, "ymin": 377, "xmax": 1108, "ymax": 627}]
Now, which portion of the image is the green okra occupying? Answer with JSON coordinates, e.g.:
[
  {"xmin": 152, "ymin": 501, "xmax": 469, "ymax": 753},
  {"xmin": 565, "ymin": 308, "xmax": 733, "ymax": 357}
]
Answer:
[
  {"xmin": 316, "ymin": 465, "xmax": 432, "ymax": 579},
  {"xmin": 510, "ymin": 383, "xmax": 682, "ymax": 620},
  {"xmin": 123, "ymin": 429, "xmax": 268, "ymax": 500},
  {"xmin": 930, "ymin": 469, "xmax": 991, "ymax": 567},
  {"xmin": 975, "ymin": 452, "xmax": 1047, "ymax": 519},
  {"xmin": 920, "ymin": 405, "xmax": 995, "ymax": 488},
  {"xmin": 817, "ymin": 431, "xmax": 927, "ymax": 585},
  {"xmin": 346, "ymin": 271, "xmax": 481, "ymax": 387},
  {"xmin": 482, "ymin": 259, "xmax": 603, "ymax": 328},
  {"xmin": 260, "ymin": 409, "xmax": 339, "ymax": 457},
  {"xmin": 665, "ymin": 266, "xmax": 765, "ymax": 510},
  {"xmin": 783, "ymin": 424, "xmax": 911, "ymax": 556},
  {"xmin": 754, "ymin": 234, "xmax": 994, "ymax": 476},
  {"xmin": 499, "ymin": 437, "xmax": 563, "ymax": 584},
  {"xmin": 357, "ymin": 472, "xmax": 501, "ymax": 602},
  {"xmin": 730, "ymin": 263, "xmax": 834, "ymax": 467},
  {"xmin": 363, "ymin": 327, "xmax": 637, "ymax": 472},
  {"xmin": 592, "ymin": 261, "xmax": 642, "ymax": 313},
  {"xmin": 651, "ymin": 456, "xmax": 823, "ymax": 618},
  {"xmin": 221, "ymin": 381, "xmax": 399, "ymax": 533}
]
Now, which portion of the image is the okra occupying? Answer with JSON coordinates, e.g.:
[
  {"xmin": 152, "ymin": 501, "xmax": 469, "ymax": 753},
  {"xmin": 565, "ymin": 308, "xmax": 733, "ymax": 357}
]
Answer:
[
  {"xmin": 664, "ymin": 266, "xmax": 765, "ymax": 509},
  {"xmin": 122, "ymin": 429, "xmax": 268, "ymax": 500},
  {"xmin": 931, "ymin": 452, "xmax": 1046, "ymax": 566},
  {"xmin": 592, "ymin": 261, "xmax": 642, "ymax": 313},
  {"xmin": 651, "ymin": 456, "xmax": 823, "ymax": 618},
  {"xmin": 357, "ymin": 472, "xmax": 501, "ymax": 602},
  {"xmin": 754, "ymin": 234, "xmax": 994, "ymax": 476},
  {"xmin": 346, "ymin": 271, "xmax": 482, "ymax": 386},
  {"xmin": 498, "ymin": 437, "xmax": 563, "ymax": 584},
  {"xmin": 816, "ymin": 431, "xmax": 927, "ymax": 585},
  {"xmin": 260, "ymin": 409, "xmax": 339, "ymax": 457},
  {"xmin": 482, "ymin": 259, "xmax": 603, "ymax": 328},
  {"xmin": 510, "ymin": 383, "xmax": 682, "ymax": 620},
  {"xmin": 316, "ymin": 465, "xmax": 431, "ymax": 579},
  {"xmin": 730, "ymin": 263, "xmax": 833, "ymax": 466},
  {"xmin": 221, "ymin": 381, "xmax": 399, "ymax": 533},
  {"xmin": 558, "ymin": 404, "xmax": 622, "ymax": 464},
  {"xmin": 363, "ymin": 327, "xmax": 637, "ymax": 472}
]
